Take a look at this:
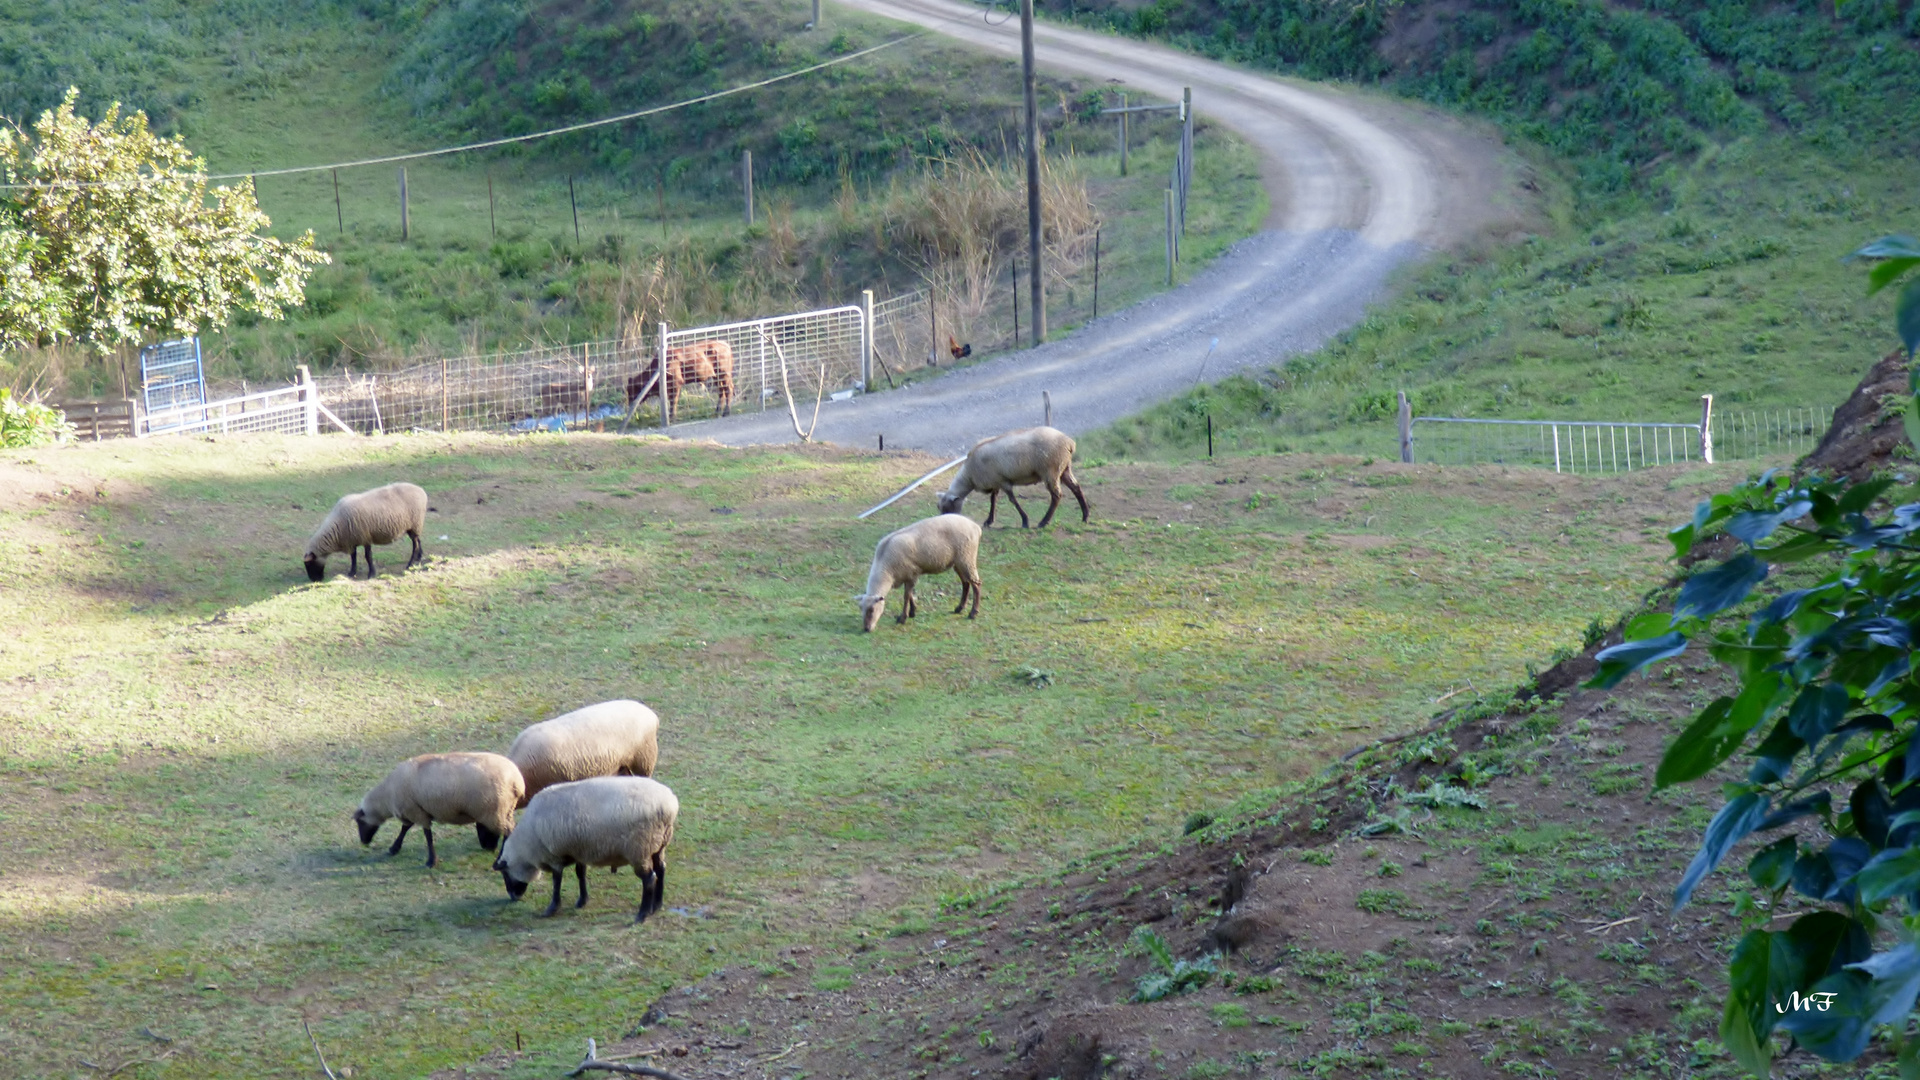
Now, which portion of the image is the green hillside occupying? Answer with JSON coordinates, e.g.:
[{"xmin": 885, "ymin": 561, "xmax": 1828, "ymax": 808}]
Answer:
[
  {"xmin": 1, "ymin": 0, "xmax": 1265, "ymax": 395},
  {"xmin": 1065, "ymin": 0, "xmax": 1920, "ymax": 460}
]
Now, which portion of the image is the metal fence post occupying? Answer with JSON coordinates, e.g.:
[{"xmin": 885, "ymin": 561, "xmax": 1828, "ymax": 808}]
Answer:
[
  {"xmin": 743, "ymin": 150, "xmax": 754, "ymax": 226},
  {"xmin": 659, "ymin": 322, "xmax": 671, "ymax": 430},
  {"xmin": 1397, "ymin": 391, "xmax": 1412, "ymax": 463},
  {"xmin": 441, "ymin": 357, "xmax": 450, "ymax": 431},
  {"xmin": 1699, "ymin": 394, "xmax": 1714, "ymax": 464},
  {"xmin": 1043, "ymin": 390, "xmax": 1052, "ymax": 427},
  {"xmin": 1165, "ymin": 189, "xmax": 1175, "ymax": 284},
  {"xmin": 398, "ymin": 167, "xmax": 409, "ymax": 241},
  {"xmin": 861, "ymin": 289, "xmax": 874, "ymax": 391},
  {"xmin": 299, "ymin": 365, "xmax": 318, "ymax": 435}
]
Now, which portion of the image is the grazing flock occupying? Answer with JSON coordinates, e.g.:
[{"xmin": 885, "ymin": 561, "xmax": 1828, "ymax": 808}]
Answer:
[{"xmin": 308, "ymin": 423, "xmax": 1090, "ymax": 924}]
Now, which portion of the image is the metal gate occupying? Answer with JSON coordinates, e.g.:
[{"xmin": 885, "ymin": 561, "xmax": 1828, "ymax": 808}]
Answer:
[
  {"xmin": 139, "ymin": 337, "xmax": 207, "ymax": 433},
  {"xmin": 657, "ymin": 303, "xmax": 868, "ymax": 422}
]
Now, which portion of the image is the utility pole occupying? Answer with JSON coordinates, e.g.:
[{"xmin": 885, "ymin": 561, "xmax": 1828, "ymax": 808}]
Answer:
[{"xmin": 1020, "ymin": 0, "xmax": 1045, "ymax": 346}]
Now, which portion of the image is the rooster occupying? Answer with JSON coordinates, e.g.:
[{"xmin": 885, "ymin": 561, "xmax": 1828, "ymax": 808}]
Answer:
[{"xmin": 948, "ymin": 334, "xmax": 972, "ymax": 361}]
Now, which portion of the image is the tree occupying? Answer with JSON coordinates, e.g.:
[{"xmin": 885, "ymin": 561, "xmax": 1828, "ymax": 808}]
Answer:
[
  {"xmin": 0, "ymin": 87, "xmax": 327, "ymax": 353},
  {"xmin": 1590, "ymin": 234, "xmax": 1920, "ymax": 1076}
]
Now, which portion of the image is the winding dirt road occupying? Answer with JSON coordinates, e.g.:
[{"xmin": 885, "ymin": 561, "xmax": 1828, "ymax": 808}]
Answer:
[{"xmin": 675, "ymin": 0, "xmax": 1523, "ymax": 455}]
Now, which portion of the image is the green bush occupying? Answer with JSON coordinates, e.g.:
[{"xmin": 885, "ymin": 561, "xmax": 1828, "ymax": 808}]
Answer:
[{"xmin": 0, "ymin": 388, "xmax": 72, "ymax": 447}]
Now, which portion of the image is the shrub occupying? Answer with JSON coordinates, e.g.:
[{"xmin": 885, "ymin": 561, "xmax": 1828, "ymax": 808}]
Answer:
[{"xmin": 0, "ymin": 388, "xmax": 71, "ymax": 447}]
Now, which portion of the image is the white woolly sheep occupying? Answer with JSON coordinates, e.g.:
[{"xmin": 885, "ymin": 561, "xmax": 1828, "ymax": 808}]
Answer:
[
  {"xmin": 937, "ymin": 426, "xmax": 1089, "ymax": 529},
  {"xmin": 507, "ymin": 699, "xmax": 661, "ymax": 805},
  {"xmin": 493, "ymin": 775, "xmax": 679, "ymax": 922},
  {"xmin": 353, "ymin": 751, "xmax": 526, "ymax": 867},
  {"xmin": 856, "ymin": 513, "xmax": 983, "ymax": 632},
  {"xmin": 304, "ymin": 481, "xmax": 429, "ymax": 582}
]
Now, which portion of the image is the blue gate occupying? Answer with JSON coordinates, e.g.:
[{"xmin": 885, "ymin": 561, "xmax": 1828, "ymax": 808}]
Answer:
[{"xmin": 140, "ymin": 337, "xmax": 206, "ymax": 432}]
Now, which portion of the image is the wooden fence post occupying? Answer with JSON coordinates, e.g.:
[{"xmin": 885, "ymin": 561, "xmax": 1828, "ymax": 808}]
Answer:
[
  {"xmin": 659, "ymin": 323, "xmax": 671, "ymax": 430},
  {"xmin": 743, "ymin": 151, "xmax": 754, "ymax": 226},
  {"xmin": 398, "ymin": 167, "xmax": 409, "ymax": 241},
  {"xmin": 1165, "ymin": 189, "xmax": 1175, "ymax": 284},
  {"xmin": 1397, "ymin": 391, "xmax": 1413, "ymax": 463},
  {"xmin": 1043, "ymin": 390, "xmax": 1051, "ymax": 427},
  {"xmin": 1118, "ymin": 93, "xmax": 1128, "ymax": 177}
]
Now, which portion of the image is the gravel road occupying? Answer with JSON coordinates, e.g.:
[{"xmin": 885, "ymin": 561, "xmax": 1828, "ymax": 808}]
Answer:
[{"xmin": 671, "ymin": 0, "xmax": 1522, "ymax": 456}]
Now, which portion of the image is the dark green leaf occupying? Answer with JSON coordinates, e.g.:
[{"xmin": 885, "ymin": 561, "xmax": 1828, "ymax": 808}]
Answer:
[
  {"xmin": 1749, "ymin": 836, "xmax": 1797, "ymax": 892},
  {"xmin": 1856, "ymin": 847, "xmax": 1920, "ymax": 905},
  {"xmin": 1669, "ymin": 521, "xmax": 1696, "ymax": 559},
  {"xmin": 1850, "ymin": 778, "xmax": 1893, "ymax": 848},
  {"xmin": 1674, "ymin": 554, "xmax": 1769, "ymax": 619},
  {"xmin": 1868, "ymin": 256, "xmax": 1920, "ymax": 295},
  {"xmin": 1590, "ymin": 632, "xmax": 1689, "ymax": 690},
  {"xmin": 1758, "ymin": 531, "xmax": 1837, "ymax": 563},
  {"xmin": 1786, "ymin": 684, "xmax": 1851, "ymax": 743},
  {"xmin": 1898, "ymin": 276, "xmax": 1920, "ymax": 358},
  {"xmin": 1625, "ymin": 610, "xmax": 1676, "ymax": 640},
  {"xmin": 1793, "ymin": 838, "xmax": 1870, "ymax": 903},
  {"xmin": 1838, "ymin": 479, "xmax": 1896, "ymax": 517},
  {"xmin": 1719, "ymin": 1000, "xmax": 1769, "ymax": 1080},
  {"xmin": 1756, "ymin": 792, "xmax": 1830, "ymax": 831},
  {"xmin": 1658, "ymin": 673, "xmax": 1784, "ymax": 788},
  {"xmin": 1728, "ymin": 501, "xmax": 1813, "ymax": 545},
  {"xmin": 1748, "ymin": 716, "xmax": 1804, "ymax": 784},
  {"xmin": 1779, "ymin": 942, "xmax": 1920, "ymax": 1062},
  {"xmin": 1675, "ymin": 793, "xmax": 1769, "ymax": 910}
]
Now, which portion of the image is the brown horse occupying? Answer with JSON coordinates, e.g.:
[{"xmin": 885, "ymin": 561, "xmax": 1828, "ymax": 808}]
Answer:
[{"xmin": 626, "ymin": 339, "xmax": 735, "ymax": 422}]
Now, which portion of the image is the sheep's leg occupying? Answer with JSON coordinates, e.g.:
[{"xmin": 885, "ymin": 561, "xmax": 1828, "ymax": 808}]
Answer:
[
  {"xmin": 475, "ymin": 823, "xmax": 499, "ymax": 851},
  {"xmin": 386, "ymin": 820, "xmax": 412, "ymax": 856},
  {"xmin": 406, "ymin": 529, "xmax": 423, "ymax": 570},
  {"xmin": 422, "ymin": 822, "xmax": 436, "ymax": 868},
  {"xmin": 1003, "ymin": 489, "xmax": 1031, "ymax": 528},
  {"xmin": 363, "ymin": 544, "xmax": 378, "ymax": 579},
  {"xmin": 983, "ymin": 491, "xmax": 999, "ymax": 527},
  {"xmin": 635, "ymin": 850, "xmax": 666, "ymax": 923},
  {"xmin": 967, "ymin": 574, "xmax": 983, "ymax": 619},
  {"xmin": 541, "ymin": 868, "xmax": 563, "ymax": 917},
  {"xmin": 348, "ymin": 548, "xmax": 360, "ymax": 580},
  {"xmin": 896, "ymin": 582, "xmax": 912, "ymax": 624},
  {"xmin": 574, "ymin": 863, "xmax": 589, "ymax": 909},
  {"xmin": 1037, "ymin": 478, "xmax": 1063, "ymax": 529},
  {"xmin": 952, "ymin": 575, "xmax": 972, "ymax": 615},
  {"xmin": 1063, "ymin": 467, "xmax": 1091, "ymax": 522}
]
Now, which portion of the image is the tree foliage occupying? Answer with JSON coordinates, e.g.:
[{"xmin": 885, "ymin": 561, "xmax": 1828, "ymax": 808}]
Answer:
[
  {"xmin": 0, "ymin": 88, "xmax": 327, "ymax": 352},
  {"xmin": 1593, "ymin": 237, "xmax": 1920, "ymax": 1074}
]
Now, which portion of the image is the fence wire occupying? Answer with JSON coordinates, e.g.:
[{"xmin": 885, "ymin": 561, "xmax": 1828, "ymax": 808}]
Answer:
[
  {"xmin": 309, "ymin": 338, "xmax": 656, "ymax": 434},
  {"xmin": 1410, "ymin": 418, "xmax": 1706, "ymax": 474},
  {"xmin": 1713, "ymin": 407, "xmax": 1834, "ymax": 461}
]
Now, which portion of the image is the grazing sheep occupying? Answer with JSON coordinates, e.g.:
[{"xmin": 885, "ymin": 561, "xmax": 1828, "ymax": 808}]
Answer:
[
  {"xmin": 626, "ymin": 339, "xmax": 736, "ymax": 421},
  {"xmin": 857, "ymin": 513, "xmax": 983, "ymax": 632},
  {"xmin": 937, "ymin": 426, "xmax": 1089, "ymax": 529},
  {"xmin": 304, "ymin": 481, "xmax": 429, "ymax": 582},
  {"xmin": 508, "ymin": 699, "xmax": 661, "ymax": 805},
  {"xmin": 353, "ymin": 752, "xmax": 526, "ymax": 867},
  {"xmin": 494, "ymin": 775, "xmax": 678, "ymax": 922}
]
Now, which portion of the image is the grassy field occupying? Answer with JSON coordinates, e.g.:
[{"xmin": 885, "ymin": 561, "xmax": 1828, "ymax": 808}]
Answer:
[
  {"xmin": 1082, "ymin": 138, "xmax": 1915, "ymax": 463},
  {"xmin": 0, "ymin": 431, "xmax": 1746, "ymax": 1078}
]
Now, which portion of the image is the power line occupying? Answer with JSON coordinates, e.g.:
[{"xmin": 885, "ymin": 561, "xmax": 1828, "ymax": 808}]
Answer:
[{"xmin": 0, "ymin": 34, "xmax": 923, "ymax": 191}]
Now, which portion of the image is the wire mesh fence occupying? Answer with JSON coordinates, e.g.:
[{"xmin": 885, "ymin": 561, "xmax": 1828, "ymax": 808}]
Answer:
[
  {"xmin": 1409, "ymin": 418, "xmax": 1708, "ymax": 474},
  {"xmin": 308, "ymin": 339, "xmax": 655, "ymax": 434},
  {"xmin": 142, "ymin": 382, "xmax": 317, "ymax": 438}
]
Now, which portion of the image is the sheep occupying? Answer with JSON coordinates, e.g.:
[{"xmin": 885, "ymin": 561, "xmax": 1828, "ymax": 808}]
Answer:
[
  {"xmin": 493, "ymin": 775, "xmax": 678, "ymax": 922},
  {"xmin": 857, "ymin": 513, "xmax": 983, "ymax": 632},
  {"xmin": 937, "ymin": 426, "xmax": 1089, "ymax": 529},
  {"xmin": 304, "ymin": 481, "xmax": 429, "ymax": 582},
  {"xmin": 507, "ymin": 699, "xmax": 661, "ymax": 805},
  {"xmin": 353, "ymin": 752, "xmax": 526, "ymax": 868}
]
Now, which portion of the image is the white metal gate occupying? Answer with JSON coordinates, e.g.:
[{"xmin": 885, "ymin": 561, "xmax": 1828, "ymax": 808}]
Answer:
[{"xmin": 656, "ymin": 303, "xmax": 868, "ymax": 422}]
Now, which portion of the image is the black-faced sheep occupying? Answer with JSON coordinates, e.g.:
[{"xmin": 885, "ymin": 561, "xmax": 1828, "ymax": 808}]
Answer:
[
  {"xmin": 857, "ymin": 513, "xmax": 983, "ymax": 631},
  {"xmin": 493, "ymin": 775, "xmax": 678, "ymax": 922},
  {"xmin": 304, "ymin": 481, "xmax": 429, "ymax": 582},
  {"xmin": 507, "ymin": 699, "xmax": 661, "ymax": 805},
  {"xmin": 353, "ymin": 752, "xmax": 526, "ymax": 867},
  {"xmin": 937, "ymin": 426, "xmax": 1089, "ymax": 529}
]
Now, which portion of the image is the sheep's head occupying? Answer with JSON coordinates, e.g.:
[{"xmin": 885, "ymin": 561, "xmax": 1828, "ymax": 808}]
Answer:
[
  {"xmin": 936, "ymin": 490, "xmax": 963, "ymax": 515},
  {"xmin": 352, "ymin": 806, "xmax": 384, "ymax": 845},
  {"xmin": 304, "ymin": 551, "xmax": 325, "ymax": 582},
  {"xmin": 857, "ymin": 593, "xmax": 885, "ymax": 632},
  {"xmin": 494, "ymin": 840, "xmax": 534, "ymax": 899}
]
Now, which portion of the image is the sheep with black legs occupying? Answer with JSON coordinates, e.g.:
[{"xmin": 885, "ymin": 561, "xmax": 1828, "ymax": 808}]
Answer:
[
  {"xmin": 857, "ymin": 513, "xmax": 983, "ymax": 631},
  {"xmin": 304, "ymin": 481, "xmax": 429, "ymax": 581},
  {"xmin": 353, "ymin": 752, "xmax": 525, "ymax": 867},
  {"xmin": 507, "ymin": 699, "xmax": 660, "ymax": 805},
  {"xmin": 494, "ymin": 775, "xmax": 678, "ymax": 922},
  {"xmin": 937, "ymin": 426, "xmax": 1089, "ymax": 529}
]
